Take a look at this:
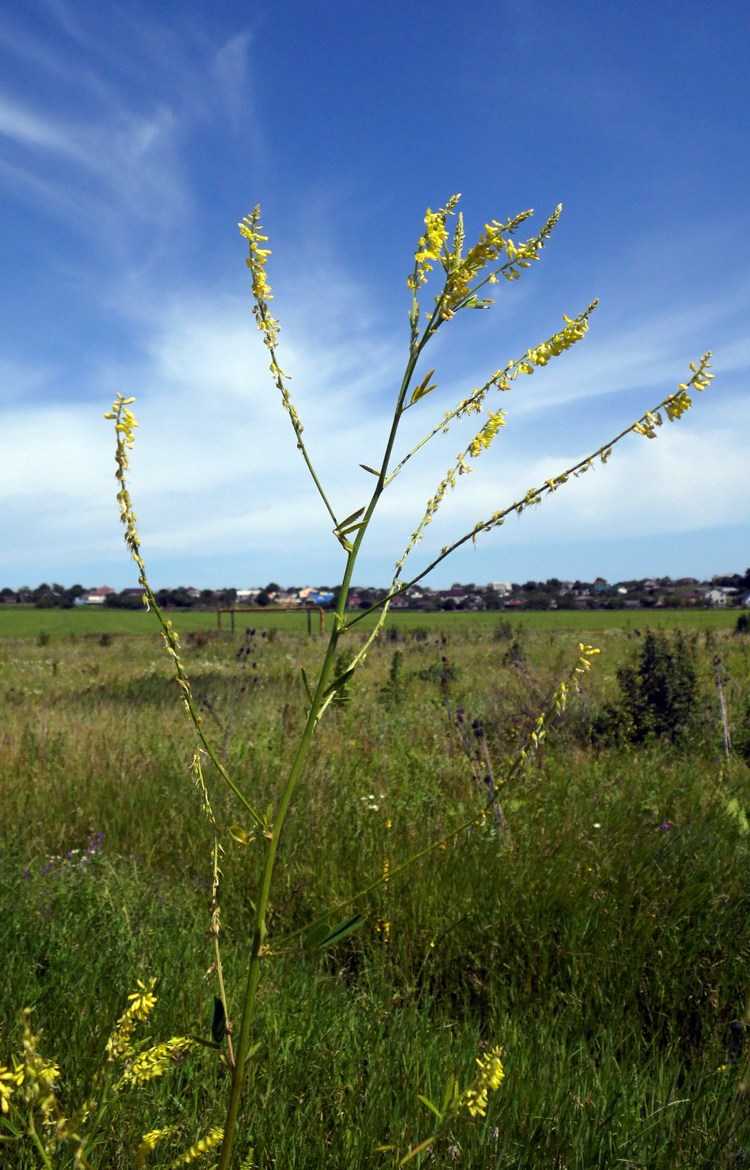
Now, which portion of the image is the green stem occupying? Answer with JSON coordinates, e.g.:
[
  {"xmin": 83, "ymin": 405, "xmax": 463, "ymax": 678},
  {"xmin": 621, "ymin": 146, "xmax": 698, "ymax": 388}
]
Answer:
[
  {"xmin": 27, "ymin": 1117, "xmax": 53, "ymax": 1170},
  {"xmin": 216, "ymin": 304, "xmax": 446, "ymax": 1167},
  {"xmin": 216, "ymin": 558, "xmax": 353, "ymax": 1169}
]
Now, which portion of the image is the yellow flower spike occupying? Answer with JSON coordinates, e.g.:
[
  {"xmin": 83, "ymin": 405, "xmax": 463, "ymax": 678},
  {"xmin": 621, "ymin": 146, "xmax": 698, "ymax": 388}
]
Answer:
[
  {"xmin": 0, "ymin": 1063, "xmax": 23, "ymax": 1113},
  {"xmin": 127, "ymin": 977, "xmax": 158, "ymax": 1020},
  {"xmin": 116, "ymin": 1037, "xmax": 199, "ymax": 1091},
  {"xmin": 136, "ymin": 1126, "xmax": 181, "ymax": 1167},
  {"xmin": 458, "ymin": 1046, "xmax": 505, "ymax": 1119},
  {"xmin": 167, "ymin": 1126, "xmax": 225, "ymax": 1167},
  {"xmin": 411, "ymin": 196, "xmax": 460, "ymax": 287}
]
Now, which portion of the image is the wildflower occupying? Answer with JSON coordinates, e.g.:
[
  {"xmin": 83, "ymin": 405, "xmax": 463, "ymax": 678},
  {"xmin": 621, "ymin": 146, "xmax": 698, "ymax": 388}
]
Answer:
[
  {"xmin": 0, "ymin": 1063, "xmax": 23, "ymax": 1114},
  {"xmin": 106, "ymin": 979, "xmax": 158, "ymax": 1061},
  {"xmin": 459, "ymin": 1046, "xmax": 505, "ymax": 1118},
  {"xmin": 167, "ymin": 1126, "xmax": 224, "ymax": 1166},
  {"xmin": 117, "ymin": 1036, "xmax": 198, "ymax": 1090},
  {"xmin": 467, "ymin": 411, "xmax": 506, "ymax": 458},
  {"xmin": 136, "ymin": 1126, "xmax": 180, "ymax": 1167},
  {"xmin": 19, "ymin": 1012, "xmax": 60, "ymax": 1125},
  {"xmin": 238, "ymin": 208, "xmax": 273, "ymax": 305},
  {"xmin": 127, "ymin": 978, "xmax": 158, "ymax": 1020}
]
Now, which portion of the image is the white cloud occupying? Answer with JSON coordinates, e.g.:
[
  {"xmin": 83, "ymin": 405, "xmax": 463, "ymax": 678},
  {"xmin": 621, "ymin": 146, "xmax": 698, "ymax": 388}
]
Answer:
[{"xmin": 2, "ymin": 241, "xmax": 747, "ymax": 589}]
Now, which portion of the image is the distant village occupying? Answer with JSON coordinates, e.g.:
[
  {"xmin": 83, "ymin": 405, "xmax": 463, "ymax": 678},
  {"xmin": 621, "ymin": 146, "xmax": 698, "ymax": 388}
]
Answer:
[{"xmin": 5, "ymin": 571, "xmax": 750, "ymax": 611}]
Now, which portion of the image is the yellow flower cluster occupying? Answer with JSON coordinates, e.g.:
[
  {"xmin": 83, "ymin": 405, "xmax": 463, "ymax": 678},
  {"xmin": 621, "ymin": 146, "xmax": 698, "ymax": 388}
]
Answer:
[
  {"xmin": 238, "ymin": 209, "xmax": 307, "ymax": 451},
  {"xmin": 633, "ymin": 353, "xmax": 713, "ymax": 438},
  {"xmin": 117, "ymin": 1036, "xmax": 199, "ymax": 1091},
  {"xmin": 169, "ymin": 1126, "xmax": 225, "ymax": 1166},
  {"xmin": 238, "ymin": 206, "xmax": 280, "ymax": 352},
  {"xmin": 395, "ymin": 400, "xmax": 509, "ymax": 571},
  {"xmin": 238, "ymin": 207, "xmax": 273, "ymax": 303},
  {"xmin": 0, "ymin": 1012, "xmax": 88, "ymax": 1162},
  {"xmin": 128, "ymin": 977, "xmax": 159, "ymax": 1019},
  {"xmin": 409, "ymin": 196, "xmax": 461, "ymax": 288},
  {"xmin": 105, "ymin": 394, "xmax": 145, "ymax": 581},
  {"xmin": 136, "ymin": 1125, "xmax": 224, "ymax": 1169},
  {"xmin": 136, "ymin": 1126, "xmax": 181, "ymax": 1166},
  {"xmin": 632, "ymin": 410, "xmax": 662, "ymax": 439},
  {"xmin": 468, "ymin": 410, "xmax": 506, "ymax": 458},
  {"xmin": 508, "ymin": 306, "xmax": 596, "ymax": 378},
  {"xmin": 0, "ymin": 1062, "xmax": 23, "ymax": 1115},
  {"xmin": 106, "ymin": 978, "xmax": 158, "ymax": 1061},
  {"xmin": 1, "ymin": 1010, "xmax": 74, "ymax": 1160},
  {"xmin": 105, "ymin": 394, "xmax": 138, "ymax": 454},
  {"xmin": 663, "ymin": 389, "xmax": 692, "ymax": 420},
  {"xmin": 513, "ymin": 645, "xmax": 601, "ymax": 767},
  {"xmin": 444, "ymin": 210, "xmax": 537, "ymax": 309},
  {"xmin": 459, "ymin": 1046, "xmax": 505, "ymax": 1118}
]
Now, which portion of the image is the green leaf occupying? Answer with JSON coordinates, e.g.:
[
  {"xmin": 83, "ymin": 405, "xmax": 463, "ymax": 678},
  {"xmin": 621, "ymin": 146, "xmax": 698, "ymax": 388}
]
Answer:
[
  {"xmin": 211, "ymin": 996, "xmax": 227, "ymax": 1044},
  {"xmin": 410, "ymin": 368, "xmax": 437, "ymax": 405},
  {"xmin": 418, "ymin": 1094, "xmax": 443, "ymax": 1120},
  {"xmin": 303, "ymin": 919, "xmax": 333, "ymax": 950},
  {"xmin": 441, "ymin": 1074, "xmax": 458, "ymax": 1114},
  {"xmin": 229, "ymin": 825, "xmax": 254, "ymax": 845},
  {"xmin": 400, "ymin": 1136, "xmax": 436, "ymax": 1165},
  {"xmin": 300, "ymin": 667, "xmax": 313, "ymax": 704},
  {"xmin": 323, "ymin": 666, "xmax": 355, "ymax": 699},
  {"xmin": 244, "ymin": 1040, "xmax": 262, "ymax": 1064},
  {"xmin": 334, "ymin": 506, "xmax": 365, "ymax": 536},
  {"xmin": 318, "ymin": 914, "xmax": 366, "ymax": 948}
]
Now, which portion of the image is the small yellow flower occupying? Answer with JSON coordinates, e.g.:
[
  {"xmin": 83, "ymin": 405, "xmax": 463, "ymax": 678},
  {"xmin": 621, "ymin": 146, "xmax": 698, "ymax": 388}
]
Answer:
[{"xmin": 0, "ymin": 1063, "xmax": 23, "ymax": 1113}]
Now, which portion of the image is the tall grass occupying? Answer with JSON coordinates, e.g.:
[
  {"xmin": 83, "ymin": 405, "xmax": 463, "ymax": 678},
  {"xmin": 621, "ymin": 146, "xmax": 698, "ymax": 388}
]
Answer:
[{"xmin": 2, "ymin": 622, "xmax": 750, "ymax": 1166}]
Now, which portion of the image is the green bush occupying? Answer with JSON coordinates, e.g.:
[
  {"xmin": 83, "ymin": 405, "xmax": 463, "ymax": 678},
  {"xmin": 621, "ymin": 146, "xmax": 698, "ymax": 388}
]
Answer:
[
  {"xmin": 592, "ymin": 630, "xmax": 700, "ymax": 745},
  {"xmin": 616, "ymin": 630, "xmax": 699, "ymax": 742}
]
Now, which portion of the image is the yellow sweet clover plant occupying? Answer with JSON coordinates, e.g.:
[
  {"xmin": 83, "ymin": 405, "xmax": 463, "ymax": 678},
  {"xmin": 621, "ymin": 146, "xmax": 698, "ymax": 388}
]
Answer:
[
  {"xmin": 378, "ymin": 1044, "xmax": 507, "ymax": 1164},
  {"xmin": 0, "ymin": 981, "xmax": 212, "ymax": 1169},
  {"xmin": 3, "ymin": 195, "xmax": 714, "ymax": 1167},
  {"xmin": 120, "ymin": 197, "xmax": 712, "ymax": 1170}
]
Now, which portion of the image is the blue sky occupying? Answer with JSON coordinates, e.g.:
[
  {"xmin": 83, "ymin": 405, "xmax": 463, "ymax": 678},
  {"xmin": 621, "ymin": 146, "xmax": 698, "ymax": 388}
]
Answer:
[{"xmin": 1, "ymin": 0, "xmax": 748, "ymax": 591}]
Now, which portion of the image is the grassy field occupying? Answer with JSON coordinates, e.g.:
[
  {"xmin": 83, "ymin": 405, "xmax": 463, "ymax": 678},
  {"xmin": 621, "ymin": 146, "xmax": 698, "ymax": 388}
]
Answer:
[
  {"xmin": 0, "ymin": 602, "xmax": 741, "ymax": 641},
  {"xmin": 2, "ymin": 612, "xmax": 750, "ymax": 1167}
]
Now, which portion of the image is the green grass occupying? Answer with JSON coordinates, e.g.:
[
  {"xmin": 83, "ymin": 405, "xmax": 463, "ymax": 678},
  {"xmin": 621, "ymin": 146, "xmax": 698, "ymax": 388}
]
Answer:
[
  {"xmin": 0, "ymin": 602, "xmax": 740, "ymax": 642},
  {"xmin": 2, "ymin": 620, "xmax": 750, "ymax": 1167}
]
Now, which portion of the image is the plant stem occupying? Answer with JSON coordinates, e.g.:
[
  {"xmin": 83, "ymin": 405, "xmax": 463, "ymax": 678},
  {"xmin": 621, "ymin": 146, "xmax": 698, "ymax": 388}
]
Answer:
[
  {"xmin": 216, "ymin": 304, "xmax": 442, "ymax": 1164},
  {"xmin": 216, "ymin": 570, "xmax": 351, "ymax": 1168}
]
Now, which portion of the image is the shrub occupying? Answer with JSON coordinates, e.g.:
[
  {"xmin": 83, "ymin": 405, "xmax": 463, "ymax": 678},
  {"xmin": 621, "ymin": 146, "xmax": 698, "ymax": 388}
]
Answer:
[{"xmin": 616, "ymin": 630, "xmax": 699, "ymax": 743}]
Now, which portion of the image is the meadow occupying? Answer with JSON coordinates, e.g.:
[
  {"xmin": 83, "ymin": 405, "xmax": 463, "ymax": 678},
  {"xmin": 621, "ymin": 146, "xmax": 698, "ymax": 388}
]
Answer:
[
  {"xmin": 0, "ymin": 602, "xmax": 740, "ymax": 641},
  {"xmin": 2, "ymin": 609, "xmax": 749, "ymax": 1167}
]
